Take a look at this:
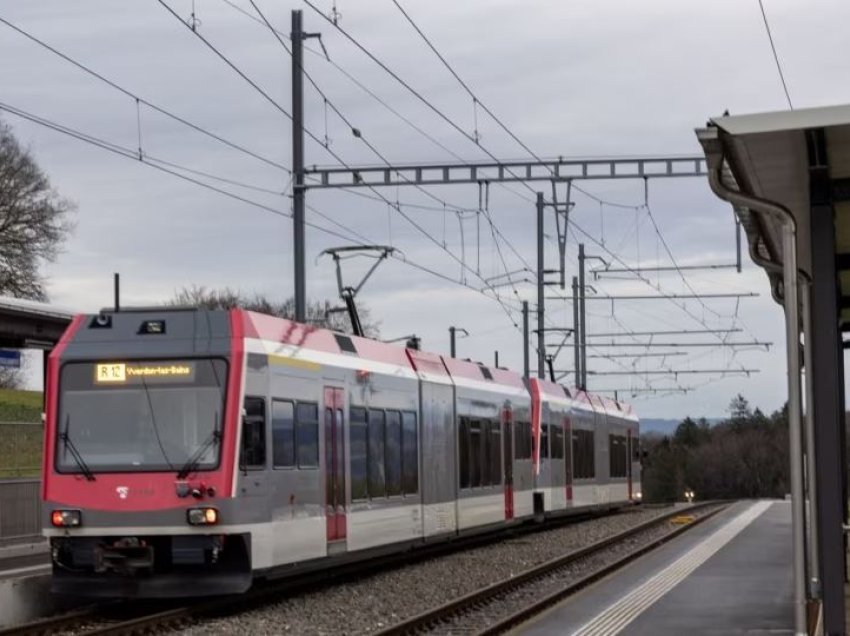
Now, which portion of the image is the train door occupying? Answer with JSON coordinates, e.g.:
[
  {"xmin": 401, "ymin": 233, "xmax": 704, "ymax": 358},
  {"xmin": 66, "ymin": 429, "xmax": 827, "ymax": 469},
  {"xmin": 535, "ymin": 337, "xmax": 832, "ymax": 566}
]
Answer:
[
  {"xmin": 564, "ymin": 416, "xmax": 573, "ymax": 504},
  {"xmin": 627, "ymin": 428, "xmax": 633, "ymax": 500},
  {"xmin": 324, "ymin": 387, "xmax": 346, "ymax": 543},
  {"xmin": 503, "ymin": 407, "xmax": 514, "ymax": 520}
]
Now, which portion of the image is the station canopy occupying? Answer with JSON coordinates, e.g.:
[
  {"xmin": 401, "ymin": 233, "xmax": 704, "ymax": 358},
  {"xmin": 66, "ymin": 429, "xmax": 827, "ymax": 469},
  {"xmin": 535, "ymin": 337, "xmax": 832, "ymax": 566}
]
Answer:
[
  {"xmin": 697, "ymin": 103, "xmax": 850, "ymax": 319},
  {"xmin": 0, "ymin": 295, "xmax": 74, "ymax": 349}
]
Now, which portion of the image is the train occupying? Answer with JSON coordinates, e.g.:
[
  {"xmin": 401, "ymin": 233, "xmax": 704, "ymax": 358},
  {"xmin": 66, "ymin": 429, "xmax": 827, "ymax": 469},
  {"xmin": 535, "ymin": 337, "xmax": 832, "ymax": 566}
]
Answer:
[{"xmin": 42, "ymin": 307, "xmax": 641, "ymax": 597}]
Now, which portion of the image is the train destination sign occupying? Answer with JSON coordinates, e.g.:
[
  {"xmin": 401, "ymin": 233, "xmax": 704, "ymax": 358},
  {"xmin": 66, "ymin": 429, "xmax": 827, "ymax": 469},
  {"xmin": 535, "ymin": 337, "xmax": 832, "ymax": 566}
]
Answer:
[{"xmin": 94, "ymin": 361, "xmax": 196, "ymax": 384}]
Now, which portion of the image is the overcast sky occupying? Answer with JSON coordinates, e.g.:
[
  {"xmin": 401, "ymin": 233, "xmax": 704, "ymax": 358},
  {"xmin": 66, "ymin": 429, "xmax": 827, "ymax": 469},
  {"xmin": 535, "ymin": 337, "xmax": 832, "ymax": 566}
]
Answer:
[{"xmin": 3, "ymin": 0, "xmax": 850, "ymax": 418}]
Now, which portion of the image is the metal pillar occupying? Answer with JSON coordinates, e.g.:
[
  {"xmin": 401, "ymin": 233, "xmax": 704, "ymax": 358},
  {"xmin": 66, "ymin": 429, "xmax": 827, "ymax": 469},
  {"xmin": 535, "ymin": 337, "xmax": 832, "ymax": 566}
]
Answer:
[
  {"xmin": 809, "ymin": 180, "xmax": 845, "ymax": 634},
  {"xmin": 522, "ymin": 301, "xmax": 530, "ymax": 380},
  {"xmin": 781, "ymin": 223, "xmax": 807, "ymax": 636},
  {"xmin": 449, "ymin": 326, "xmax": 457, "ymax": 359},
  {"xmin": 801, "ymin": 280, "xmax": 820, "ymax": 598},
  {"xmin": 494, "ymin": 351, "xmax": 499, "ymax": 368},
  {"xmin": 572, "ymin": 276, "xmax": 580, "ymax": 386},
  {"xmin": 291, "ymin": 10, "xmax": 306, "ymax": 322},
  {"xmin": 536, "ymin": 192, "xmax": 545, "ymax": 379},
  {"xmin": 113, "ymin": 272, "xmax": 120, "ymax": 312},
  {"xmin": 578, "ymin": 243, "xmax": 587, "ymax": 389},
  {"xmin": 735, "ymin": 216, "xmax": 742, "ymax": 273}
]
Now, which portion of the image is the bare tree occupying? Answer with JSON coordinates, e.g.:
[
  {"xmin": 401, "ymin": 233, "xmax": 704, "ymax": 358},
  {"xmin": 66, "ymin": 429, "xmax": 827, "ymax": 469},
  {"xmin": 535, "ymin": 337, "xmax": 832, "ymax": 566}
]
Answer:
[
  {"xmin": 0, "ymin": 120, "xmax": 74, "ymax": 300},
  {"xmin": 169, "ymin": 286, "xmax": 381, "ymax": 338}
]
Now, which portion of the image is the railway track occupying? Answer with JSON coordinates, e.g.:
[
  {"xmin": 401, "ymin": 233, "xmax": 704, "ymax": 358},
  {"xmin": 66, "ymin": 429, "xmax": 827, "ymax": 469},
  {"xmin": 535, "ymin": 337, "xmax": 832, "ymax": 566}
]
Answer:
[
  {"xmin": 0, "ymin": 504, "xmax": 687, "ymax": 636},
  {"xmin": 375, "ymin": 501, "xmax": 727, "ymax": 636}
]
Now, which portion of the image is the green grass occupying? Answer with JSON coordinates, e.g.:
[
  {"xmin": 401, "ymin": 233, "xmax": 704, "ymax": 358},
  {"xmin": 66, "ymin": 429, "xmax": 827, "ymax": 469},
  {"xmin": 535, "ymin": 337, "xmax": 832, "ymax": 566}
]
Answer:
[{"xmin": 0, "ymin": 389, "xmax": 43, "ymax": 478}]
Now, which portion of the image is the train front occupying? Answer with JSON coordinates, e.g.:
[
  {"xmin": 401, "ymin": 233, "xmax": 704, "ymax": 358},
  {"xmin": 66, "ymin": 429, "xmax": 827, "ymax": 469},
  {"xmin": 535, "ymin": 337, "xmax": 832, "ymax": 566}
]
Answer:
[{"xmin": 42, "ymin": 308, "xmax": 248, "ymax": 597}]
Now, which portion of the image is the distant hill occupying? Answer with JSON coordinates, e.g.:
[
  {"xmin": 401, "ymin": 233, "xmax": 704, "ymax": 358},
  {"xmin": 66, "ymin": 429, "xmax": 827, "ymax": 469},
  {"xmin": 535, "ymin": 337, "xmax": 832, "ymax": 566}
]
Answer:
[
  {"xmin": 640, "ymin": 418, "xmax": 680, "ymax": 435},
  {"xmin": 641, "ymin": 417, "xmax": 722, "ymax": 436}
]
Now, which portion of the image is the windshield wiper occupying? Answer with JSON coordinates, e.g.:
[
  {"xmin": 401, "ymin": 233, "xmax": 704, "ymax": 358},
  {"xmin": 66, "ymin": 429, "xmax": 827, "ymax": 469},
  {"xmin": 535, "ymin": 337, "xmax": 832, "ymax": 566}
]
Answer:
[
  {"xmin": 177, "ymin": 413, "xmax": 221, "ymax": 479},
  {"xmin": 61, "ymin": 415, "xmax": 96, "ymax": 481}
]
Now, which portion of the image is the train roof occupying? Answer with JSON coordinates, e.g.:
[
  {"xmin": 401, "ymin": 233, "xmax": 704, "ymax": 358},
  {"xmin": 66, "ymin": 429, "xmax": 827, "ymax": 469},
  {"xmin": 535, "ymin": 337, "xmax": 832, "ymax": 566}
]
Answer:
[{"xmin": 442, "ymin": 356, "xmax": 528, "ymax": 397}]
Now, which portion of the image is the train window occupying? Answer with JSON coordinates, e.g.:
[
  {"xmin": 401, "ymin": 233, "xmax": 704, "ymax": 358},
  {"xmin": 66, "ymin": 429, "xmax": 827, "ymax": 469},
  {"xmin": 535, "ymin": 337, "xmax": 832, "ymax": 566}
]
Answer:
[
  {"xmin": 350, "ymin": 407, "xmax": 368, "ymax": 500},
  {"xmin": 514, "ymin": 421, "xmax": 532, "ymax": 460},
  {"xmin": 368, "ymin": 410, "xmax": 386, "ymax": 498},
  {"xmin": 563, "ymin": 418, "xmax": 572, "ymax": 480},
  {"xmin": 609, "ymin": 434, "xmax": 627, "ymax": 478},
  {"xmin": 573, "ymin": 429, "xmax": 596, "ymax": 479},
  {"xmin": 540, "ymin": 423, "xmax": 549, "ymax": 461},
  {"xmin": 551, "ymin": 424, "xmax": 564, "ymax": 460},
  {"xmin": 469, "ymin": 420, "xmax": 483, "ymax": 487},
  {"xmin": 385, "ymin": 411, "xmax": 403, "ymax": 496},
  {"xmin": 296, "ymin": 402, "xmax": 319, "ymax": 468},
  {"xmin": 240, "ymin": 397, "xmax": 266, "ymax": 469},
  {"xmin": 401, "ymin": 411, "xmax": 418, "ymax": 495},
  {"xmin": 488, "ymin": 420, "xmax": 502, "ymax": 486},
  {"xmin": 272, "ymin": 400, "xmax": 295, "ymax": 468},
  {"xmin": 459, "ymin": 417, "xmax": 470, "ymax": 489},
  {"xmin": 481, "ymin": 420, "xmax": 492, "ymax": 487}
]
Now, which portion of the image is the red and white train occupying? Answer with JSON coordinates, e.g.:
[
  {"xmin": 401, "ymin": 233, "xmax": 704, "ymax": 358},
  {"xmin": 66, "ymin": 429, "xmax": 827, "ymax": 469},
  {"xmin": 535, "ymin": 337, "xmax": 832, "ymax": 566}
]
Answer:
[{"xmin": 42, "ymin": 307, "xmax": 640, "ymax": 597}]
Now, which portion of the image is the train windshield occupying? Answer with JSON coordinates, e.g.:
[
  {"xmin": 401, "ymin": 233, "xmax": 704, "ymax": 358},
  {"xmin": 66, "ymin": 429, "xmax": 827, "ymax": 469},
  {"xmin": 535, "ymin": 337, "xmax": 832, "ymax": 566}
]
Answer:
[{"xmin": 56, "ymin": 359, "xmax": 227, "ymax": 474}]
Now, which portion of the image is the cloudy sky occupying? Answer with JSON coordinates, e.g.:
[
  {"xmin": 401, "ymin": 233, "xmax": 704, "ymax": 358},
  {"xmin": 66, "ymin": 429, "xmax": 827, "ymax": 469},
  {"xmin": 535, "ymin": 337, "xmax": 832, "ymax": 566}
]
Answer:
[{"xmin": 2, "ymin": 0, "xmax": 849, "ymax": 418}]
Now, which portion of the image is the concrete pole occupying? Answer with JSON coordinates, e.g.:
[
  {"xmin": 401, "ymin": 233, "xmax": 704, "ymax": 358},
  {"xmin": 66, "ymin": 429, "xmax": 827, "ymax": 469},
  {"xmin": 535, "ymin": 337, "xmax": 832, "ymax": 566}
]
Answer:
[
  {"xmin": 801, "ymin": 280, "xmax": 820, "ymax": 598},
  {"xmin": 291, "ymin": 10, "xmax": 306, "ymax": 323},
  {"xmin": 572, "ymin": 276, "xmax": 580, "ymax": 387},
  {"xmin": 536, "ymin": 193, "xmax": 545, "ymax": 379},
  {"xmin": 578, "ymin": 243, "xmax": 587, "ymax": 389},
  {"xmin": 522, "ymin": 301, "xmax": 530, "ymax": 380}
]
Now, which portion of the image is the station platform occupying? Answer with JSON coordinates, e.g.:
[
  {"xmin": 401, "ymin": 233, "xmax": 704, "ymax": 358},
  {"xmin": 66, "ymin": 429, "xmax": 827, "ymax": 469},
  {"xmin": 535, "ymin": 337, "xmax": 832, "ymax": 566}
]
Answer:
[
  {"xmin": 0, "ymin": 539, "xmax": 49, "ymax": 581},
  {"xmin": 518, "ymin": 500, "xmax": 793, "ymax": 635}
]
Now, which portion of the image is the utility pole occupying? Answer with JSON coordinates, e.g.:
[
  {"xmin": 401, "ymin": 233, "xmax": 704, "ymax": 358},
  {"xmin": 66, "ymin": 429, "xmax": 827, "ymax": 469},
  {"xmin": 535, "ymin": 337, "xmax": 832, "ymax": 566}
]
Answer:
[
  {"xmin": 522, "ymin": 301, "xmax": 530, "ymax": 379},
  {"xmin": 494, "ymin": 351, "xmax": 499, "ymax": 368},
  {"xmin": 578, "ymin": 243, "xmax": 587, "ymax": 389},
  {"xmin": 291, "ymin": 10, "xmax": 306, "ymax": 322},
  {"xmin": 572, "ymin": 276, "xmax": 580, "ymax": 387},
  {"xmin": 537, "ymin": 192, "xmax": 545, "ymax": 379}
]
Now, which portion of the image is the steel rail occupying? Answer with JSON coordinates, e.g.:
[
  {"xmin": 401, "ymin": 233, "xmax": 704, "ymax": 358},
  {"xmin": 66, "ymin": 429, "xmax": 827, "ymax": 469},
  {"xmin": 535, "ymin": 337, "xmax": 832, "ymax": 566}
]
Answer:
[
  {"xmin": 374, "ymin": 501, "xmax": 727, "ymax": 636},
  {"xmin": 0, "ymin": 506, "xmax": 646, "ymax": 636}
]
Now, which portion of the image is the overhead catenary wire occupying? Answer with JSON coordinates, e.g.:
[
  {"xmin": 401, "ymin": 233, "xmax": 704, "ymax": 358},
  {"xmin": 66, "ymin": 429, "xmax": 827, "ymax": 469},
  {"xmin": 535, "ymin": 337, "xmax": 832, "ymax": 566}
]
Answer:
[
  {"xmin": 2, "ymin": 99, "xmax": 526, "ymax": 318},
  {"xmin": 0, "ymin": 15, "xmax": 291, "ymax": 174},
  {"xmin": 238, "ymin": 0, "xmax": 527, "ymax": 322},
  {"xmin": 312, "ymin": 0, "xmax": 738, "ymax": 353},
  {"xmin": 756, "ymin": 0, "xmax": 793, "ymax": 109},
  {"xmin": 157, "ymin": 0, "xmax": 524, "ymax": 329}
]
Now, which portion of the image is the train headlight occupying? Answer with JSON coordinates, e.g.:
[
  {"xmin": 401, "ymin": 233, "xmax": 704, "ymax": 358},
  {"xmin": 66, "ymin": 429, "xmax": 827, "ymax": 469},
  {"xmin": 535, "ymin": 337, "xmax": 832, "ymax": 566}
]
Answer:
[
  {"xmin": 187, "ymin": 507, "xmax": 219, "ymax": 526},
  {"xmin": 51, "ymin": 509, "xmax": 82, "ymax": 527},
  {"xmin": 634, "ymin": 491, "xmax": 643, "ymax": 500}
]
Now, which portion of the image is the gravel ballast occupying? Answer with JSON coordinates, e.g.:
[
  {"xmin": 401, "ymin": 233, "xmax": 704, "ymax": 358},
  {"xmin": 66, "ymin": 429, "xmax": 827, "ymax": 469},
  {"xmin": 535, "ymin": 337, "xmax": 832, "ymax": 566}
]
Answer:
[{"xmin": 178, "ymin": 506, "xmax": 693, "ymax": 636}]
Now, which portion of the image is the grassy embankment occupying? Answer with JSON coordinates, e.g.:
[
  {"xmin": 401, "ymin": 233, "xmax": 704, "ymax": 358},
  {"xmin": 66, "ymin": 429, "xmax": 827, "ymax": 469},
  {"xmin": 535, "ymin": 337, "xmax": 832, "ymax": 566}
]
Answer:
[{"xmin": 0, "ymin": 389, "xmax": 43, "ymax": 478}]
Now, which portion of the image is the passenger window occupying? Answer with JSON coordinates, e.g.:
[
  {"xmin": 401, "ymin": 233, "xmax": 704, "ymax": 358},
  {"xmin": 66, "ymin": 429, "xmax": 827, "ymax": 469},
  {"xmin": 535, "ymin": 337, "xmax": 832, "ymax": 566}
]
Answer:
[
  {"xmin": 350, "ymin": 407, "xmax": 368, "ymax": 500},
  {"xmin": 459, "ymin": 417, "xmax": 470, "ymax": 489},
  {"xmin": 272, "ymin": 400, "xmax": 295, "ymax": 468},
  {"xmin": 469, "ymin": 420, "xmax": 482, "ymax": 487},
  {"xmin": 540, "ymin": 423, "xmax": 550, "ymax": 461},
  {"xmin": 385, "ymin": 411, "xmax": 402, "ymax": 496},
  {"xmin": 240, "ymin": 397, "xmax": 266, "ymax": 469},
  {"xmin": 514, "ymin": 421, "xmax": 532, "ymax": 460},
  {"xmin": 551, "ymin": 424, "xmax": 564, "ymax": 460},
  {"xmin": 368, "ymin": 409, "xmax": 386, "ymax": 497},
  {"xmin": 401, "ymin": 411, "xmax": 418, "ymax": 495},
  {"xmin": 295, "ymin": 402, "xmax": 319, "ymax": 467},
  {"xmin": 488, "ymin": 420, "xmax": 502, "ymax": 486}
]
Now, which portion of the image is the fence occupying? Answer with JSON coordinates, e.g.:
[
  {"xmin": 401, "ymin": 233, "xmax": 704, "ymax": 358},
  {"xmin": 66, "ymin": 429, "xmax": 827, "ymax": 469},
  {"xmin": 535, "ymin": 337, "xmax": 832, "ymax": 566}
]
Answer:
[
  {"xmin": 0, "ymin": 479, "xmax": 41, "ymax": 543},
  {"xmin": 0, "ymin": 422, "xmax": 43, "ymax": 542}
]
